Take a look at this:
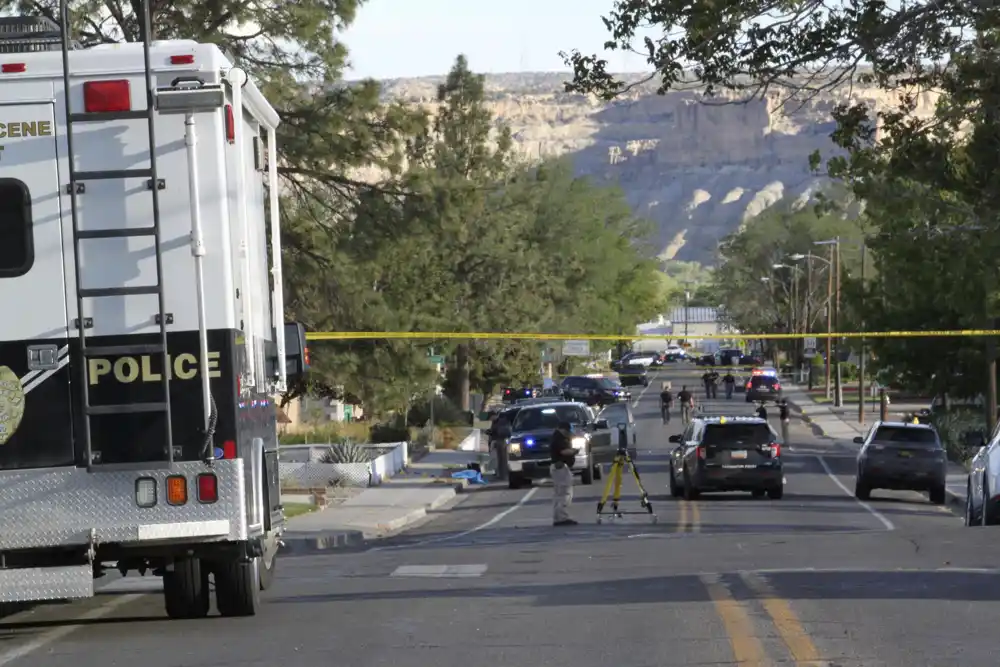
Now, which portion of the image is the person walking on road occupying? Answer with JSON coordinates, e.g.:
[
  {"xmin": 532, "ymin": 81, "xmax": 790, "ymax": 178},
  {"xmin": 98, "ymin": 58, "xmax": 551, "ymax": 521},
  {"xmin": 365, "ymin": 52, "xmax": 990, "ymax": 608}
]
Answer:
[
  {"xmin": 549, "ymin": 421, "xmax": 579, "ymax": 526},
  {"xmin": 678, "ymin": 386, "xmax": 694, "ymax": 424},
  {"xmin": 701, "ymin": 371, "xmax": 713, "ymax": 399},
  {"xmin": 490, "ymin": 411, "xmax": 512, "ymax": 480},
  {"xmin": 723, "ymin": 371, "xmax": 736, "ymax": 399},
  {"xmin": 659, "ymin": 382, "xmax": 673, "ymax": 424},
  {"xmin": 778, "ymin": 400, "xmax": 790, "ymax": 448},
  {"xmin": 707, "ymin": 370, "xmax": 720, "ymax": 398}
]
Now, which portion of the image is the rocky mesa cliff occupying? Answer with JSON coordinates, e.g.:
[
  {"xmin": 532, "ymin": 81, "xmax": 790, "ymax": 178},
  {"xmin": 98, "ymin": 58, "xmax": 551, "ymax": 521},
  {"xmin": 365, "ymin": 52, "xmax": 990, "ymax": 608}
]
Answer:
[{"xmin": 378, "ymin": 73, "xmax": 938, "ymax": 264}]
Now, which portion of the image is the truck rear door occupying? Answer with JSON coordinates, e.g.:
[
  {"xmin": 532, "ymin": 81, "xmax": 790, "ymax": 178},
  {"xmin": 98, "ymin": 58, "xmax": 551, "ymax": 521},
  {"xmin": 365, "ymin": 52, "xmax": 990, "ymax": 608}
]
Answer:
[{"xmin": 0, "ymin": 101, "xmax": 73, "ymax": 469}]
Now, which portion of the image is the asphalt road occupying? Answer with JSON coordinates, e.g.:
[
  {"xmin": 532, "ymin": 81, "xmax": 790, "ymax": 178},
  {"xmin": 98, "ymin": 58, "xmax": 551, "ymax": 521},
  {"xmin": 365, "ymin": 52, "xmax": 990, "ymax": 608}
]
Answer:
[{"xmin": 1, "ymin": 362, "xmax": 998, "ymax": 667}]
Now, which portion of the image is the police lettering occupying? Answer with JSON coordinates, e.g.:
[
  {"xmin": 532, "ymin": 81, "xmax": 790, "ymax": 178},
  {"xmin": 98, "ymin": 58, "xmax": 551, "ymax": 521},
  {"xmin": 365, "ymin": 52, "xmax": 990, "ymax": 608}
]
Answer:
[
  {"xmin": 88, "ymin": 352, "xmax": 221, "ymax": 385},
  {"xmin": 0, "ymin": 121, "xmax": 53, "ymax": 139}
]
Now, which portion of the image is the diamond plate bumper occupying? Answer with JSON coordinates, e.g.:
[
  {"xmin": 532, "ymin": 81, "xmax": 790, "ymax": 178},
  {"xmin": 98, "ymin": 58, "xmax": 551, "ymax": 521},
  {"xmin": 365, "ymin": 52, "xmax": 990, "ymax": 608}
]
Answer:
[
  {"xmin": 0, "ymin": 460, "xmax": 248, "ymax": 551},
  {"xmin": 0, "ymin": 564, "xmax": 94, "ymax": 603}
]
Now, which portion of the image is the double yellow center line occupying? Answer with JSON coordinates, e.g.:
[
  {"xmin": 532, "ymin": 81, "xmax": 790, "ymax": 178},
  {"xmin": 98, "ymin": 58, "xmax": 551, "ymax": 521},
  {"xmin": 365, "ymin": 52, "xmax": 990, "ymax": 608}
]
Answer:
[
  {"xmin": 701, "ymin": 571, "xmax": 826, "ymax": 666},
  {"xmin": 675, "ymin": 499, "xmax": 701, "ymax": 533},
  {"xmin": 677, "ymin": 501, "xmax": 823, "ymax": 665}
]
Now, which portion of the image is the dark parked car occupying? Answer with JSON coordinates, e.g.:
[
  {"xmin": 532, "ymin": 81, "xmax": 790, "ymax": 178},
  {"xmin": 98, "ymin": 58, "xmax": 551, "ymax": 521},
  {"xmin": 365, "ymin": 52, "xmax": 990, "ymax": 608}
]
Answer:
[
  {"xmin": 854, "ymin": 422, "xmax": 947, "ymax": 504},
  {"xmin": 560, "ymin": 375, "xmax": 631, "ymax": 407},
  {"xmin": 668, "ymin": 416, "xmax": 783, "ymax": 499},
  {"xmin": 616, "ymin": 364, "xmax": 649, "ymax": 388},
  {"xmin": 504, "ymin": 402, "xmax": 614, "ymax": 489}
]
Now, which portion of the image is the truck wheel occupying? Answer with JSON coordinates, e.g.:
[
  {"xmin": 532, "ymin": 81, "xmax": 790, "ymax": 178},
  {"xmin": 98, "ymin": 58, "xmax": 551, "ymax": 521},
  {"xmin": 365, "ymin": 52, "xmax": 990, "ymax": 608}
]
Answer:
[
  {"xmin": 580, "ymin": 458, "xmax": 594, "ymax": 485},
  {"xmin": 214, "ymin": 557, "xmax": 261, "ymax": 617},
  {"xmin": 508, "ymin": 474, "xmax": 523, "ymax": 489},
  {"xmin": 163, "ymin": 557, "xmax": 210, "ymax": 619}
]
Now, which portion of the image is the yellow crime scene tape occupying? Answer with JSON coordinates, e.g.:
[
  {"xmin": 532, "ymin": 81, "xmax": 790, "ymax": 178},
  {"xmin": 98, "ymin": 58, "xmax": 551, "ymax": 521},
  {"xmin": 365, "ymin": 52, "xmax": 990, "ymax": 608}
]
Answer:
[{"xmin": 305, "ymin": 330, "xmax": 1000, "ymax": 341}]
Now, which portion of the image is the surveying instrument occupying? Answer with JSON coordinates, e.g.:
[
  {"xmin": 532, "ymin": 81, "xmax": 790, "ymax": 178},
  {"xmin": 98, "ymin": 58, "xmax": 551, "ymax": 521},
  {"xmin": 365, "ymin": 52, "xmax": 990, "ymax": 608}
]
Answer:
[{"xmin": 596, "ymin": 425, "xmax": 657, "ymax": 524}]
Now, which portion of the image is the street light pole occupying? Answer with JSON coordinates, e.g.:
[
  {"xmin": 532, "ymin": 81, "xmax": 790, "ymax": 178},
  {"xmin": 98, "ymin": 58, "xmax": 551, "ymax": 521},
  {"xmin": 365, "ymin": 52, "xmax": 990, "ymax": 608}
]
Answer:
[
  {"xmin": 834, "ymin": 237, "xmax": 843, "ymax": 407},
  {"xmin": 858, "ymin": 242, "xmax": 866, "ymax": 424},
  {"xmin": 826, "ymin": 246, "xmax": 834, "ymax": 399}
]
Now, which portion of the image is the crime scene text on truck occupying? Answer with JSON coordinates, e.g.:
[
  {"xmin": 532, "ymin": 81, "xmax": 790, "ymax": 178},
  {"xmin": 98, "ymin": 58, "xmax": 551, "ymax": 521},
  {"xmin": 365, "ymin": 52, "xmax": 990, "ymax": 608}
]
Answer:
[
  {"xmin": 88, "ymin": 352, "xmax": 222, "ymax": 385},
  {"xmin": 0, "ymin": 120, "xmax": 53, "ymax": 138}
]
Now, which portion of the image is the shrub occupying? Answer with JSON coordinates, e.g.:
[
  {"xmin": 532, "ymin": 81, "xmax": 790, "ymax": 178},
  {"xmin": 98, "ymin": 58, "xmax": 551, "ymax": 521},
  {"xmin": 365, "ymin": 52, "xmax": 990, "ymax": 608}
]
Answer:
[
  {"xmin": 930, "ymin": 408, "xmax": 986, "ymax": 465},
  {"xmin": 319, "ymin": 442, "xmax": 380, "ymax": 464},
  {"xmin": 406, "ymin": 395, "xmax": 467, "ymax": 427}
]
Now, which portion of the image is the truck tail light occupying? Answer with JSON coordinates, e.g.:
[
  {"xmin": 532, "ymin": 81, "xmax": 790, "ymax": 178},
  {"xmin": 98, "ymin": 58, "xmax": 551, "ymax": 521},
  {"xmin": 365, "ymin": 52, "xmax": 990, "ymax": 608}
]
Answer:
[
  {"xmin": 222, "ymin": 440, "xmax": 236, "ymax": 459},
  {"xmin": 1, "ymin": 63, "xmax": 25, "ymax": 73},
  {"xmin": 770, "ymin": 443, "xmax": 781, "ymax": 457},
  {"xmin": 774, "ymin": 382, "xmax": 782, "ymax": 390},
  {"xmin": 170, "ymin": 54, "xmax": 194, "ymax": 65},
  {"xmin": 225, "ymin": 104, "xmax": 235, "ymax": 143},
  {"xmin": 166, "ymin": 475, "xmax": 187, "ymax": 505},
  {"xmin": 135, "ymin": 477, "xmax": 157, "ymax": 507},
  {"xmin": 697, "ymin": 446, "xmax": 706, "ymax": 459},
  {"xmin": 197, "ymin": 473, "xmax": 218, "ymax": 503},
  {"xmin": 83, "ymin": 80, "xmax": 131, "ymax": 113}
]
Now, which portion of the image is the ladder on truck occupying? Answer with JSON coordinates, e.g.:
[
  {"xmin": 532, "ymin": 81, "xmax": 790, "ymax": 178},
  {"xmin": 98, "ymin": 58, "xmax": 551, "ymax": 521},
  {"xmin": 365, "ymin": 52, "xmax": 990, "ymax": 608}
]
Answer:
[{"xmin": 58, "ymin": 0, "xmax": 174, "ymax": 469}]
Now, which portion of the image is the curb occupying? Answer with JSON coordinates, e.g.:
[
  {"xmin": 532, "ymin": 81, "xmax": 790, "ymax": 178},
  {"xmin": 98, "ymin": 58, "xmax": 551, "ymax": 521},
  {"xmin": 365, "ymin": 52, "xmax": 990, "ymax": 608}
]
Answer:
[
  {"xmin": 279, "ymin": 484, "xmax": 465, "ymax": 554},
  {"xmin": 281, "ymin": 529, "xmax": 367, "ymax": 554}
]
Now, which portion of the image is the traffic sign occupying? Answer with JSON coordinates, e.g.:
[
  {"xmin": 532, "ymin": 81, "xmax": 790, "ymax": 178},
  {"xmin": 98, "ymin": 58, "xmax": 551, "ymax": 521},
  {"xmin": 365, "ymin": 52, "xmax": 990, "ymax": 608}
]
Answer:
[
  {"xmin": 804, "ymin": 336, "xmax": 817, "ymax": 349},
  {"xmin": 429, "ymin": 355, "xmax": 444, "ymax": 364},
  {"xmin": 562, "ymin": 340, "xmax": 590, "ymax": 356}
]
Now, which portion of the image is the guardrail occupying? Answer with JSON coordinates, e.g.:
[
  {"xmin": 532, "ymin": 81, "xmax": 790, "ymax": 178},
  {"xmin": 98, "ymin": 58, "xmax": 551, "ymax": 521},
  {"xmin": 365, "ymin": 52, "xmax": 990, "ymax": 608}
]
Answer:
[{"xmin": 278, "ymin": 441, "xmax": 409, "ymax": 488}]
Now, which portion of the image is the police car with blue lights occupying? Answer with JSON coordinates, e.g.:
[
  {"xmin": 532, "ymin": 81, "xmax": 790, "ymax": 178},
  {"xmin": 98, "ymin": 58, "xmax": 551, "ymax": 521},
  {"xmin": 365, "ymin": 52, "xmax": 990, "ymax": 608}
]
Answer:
[
  {"xmin": 745, "ymin": 367, "xmax": 783, "ymax": 403},
  {"xmin": 504, "ymin": 401, "xmax": 616, "ymax": 489},
  {"xmin": 668, "ymin": 415, "xmax": 784, "ymax": 499}
]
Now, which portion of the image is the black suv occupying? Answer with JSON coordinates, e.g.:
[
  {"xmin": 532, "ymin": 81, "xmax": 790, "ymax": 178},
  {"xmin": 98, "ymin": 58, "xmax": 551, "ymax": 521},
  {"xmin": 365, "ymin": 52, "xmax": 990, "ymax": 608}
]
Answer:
[
  {"xmin": 560, "ymin": 376, "xmax": 630, "ymax": 407},
  {"xmin": 745, "ymin": 374, "xmax": 783, "ymax": 403},
  {"xmin": 667, "ymin": 416, "xmax": 783, "ymax": 499},
  {"xmin": 854, "ymin": 421, "xmax": 947, "ymax": 503}
]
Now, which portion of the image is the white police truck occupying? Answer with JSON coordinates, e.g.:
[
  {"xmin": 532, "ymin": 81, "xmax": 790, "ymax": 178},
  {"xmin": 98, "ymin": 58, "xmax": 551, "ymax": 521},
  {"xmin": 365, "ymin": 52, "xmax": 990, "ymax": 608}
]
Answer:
[{"xmin": 0, "ymin": 8, "xmax": 309, "ymax": 619}]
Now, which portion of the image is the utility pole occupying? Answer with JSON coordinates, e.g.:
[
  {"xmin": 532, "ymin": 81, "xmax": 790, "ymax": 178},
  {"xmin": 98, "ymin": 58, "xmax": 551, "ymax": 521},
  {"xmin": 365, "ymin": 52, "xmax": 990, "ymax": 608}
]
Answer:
[
  {"xmin": 834, "ymin": 237, "xmax": 843, "ymax": 407},
  {"xmin": 684, "ymin": 286, "xmax": 691, "ymax": 340},
  {"xmin": 825, "ymin": 245, "xmax": 834, "ymax": 399},
  {"xmin": 858, "ymin": 243, "xmax": 866, "ymax": 424}
]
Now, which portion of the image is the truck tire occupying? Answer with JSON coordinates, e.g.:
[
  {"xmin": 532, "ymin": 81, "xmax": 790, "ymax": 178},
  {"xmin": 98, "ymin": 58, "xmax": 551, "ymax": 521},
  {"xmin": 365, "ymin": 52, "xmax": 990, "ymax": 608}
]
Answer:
[
  {"xmin": 215, "ymin": 557, "xmax": 261, "ymax": 617},
  {"xmin": 580, "ymin": 461, "xmax": 594, "ymax": 485},
  {"xmin": 163, "ymin": 557, "xmax": 209, "ymax": 619}
]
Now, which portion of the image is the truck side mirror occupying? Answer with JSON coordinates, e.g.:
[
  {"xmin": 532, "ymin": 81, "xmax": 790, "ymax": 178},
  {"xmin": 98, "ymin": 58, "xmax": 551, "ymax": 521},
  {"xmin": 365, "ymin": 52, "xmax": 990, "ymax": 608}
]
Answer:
[{"xmin": 284, "ymin": 322, "xmax": 310, "ymax": 382}]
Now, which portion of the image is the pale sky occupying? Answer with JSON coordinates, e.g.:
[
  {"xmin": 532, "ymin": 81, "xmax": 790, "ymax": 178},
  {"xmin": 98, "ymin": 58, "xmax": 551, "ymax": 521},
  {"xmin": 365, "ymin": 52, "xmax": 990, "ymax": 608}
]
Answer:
[{"xmin": 342, "ymin": 0, "xmax": 654, "ymax": 80}]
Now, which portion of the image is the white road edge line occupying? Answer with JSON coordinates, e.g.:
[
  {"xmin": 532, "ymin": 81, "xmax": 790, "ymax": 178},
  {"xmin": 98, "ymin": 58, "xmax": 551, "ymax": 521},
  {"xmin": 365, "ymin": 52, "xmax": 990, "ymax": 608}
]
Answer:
[
  {"xmin": 815, "ymin": 455, "xmax": 895, "ymax": 531},
  {"xmin": 0, "ymin": 593, "xmax": 143, "ymax": 667},
  {"xmin": 370, "ymin": 487, "xmax": 540, "ymax": 552}
]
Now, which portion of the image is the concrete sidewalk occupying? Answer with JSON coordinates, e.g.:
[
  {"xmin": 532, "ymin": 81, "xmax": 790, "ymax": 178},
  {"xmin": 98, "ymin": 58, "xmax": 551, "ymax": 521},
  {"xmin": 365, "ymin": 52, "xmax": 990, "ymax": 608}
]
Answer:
[
  {"xmin": 784, "ymin": 384, "xmax": 970, "ymax": 510},
  {"xmin": 280, "ymin": 448, "xmax": 490, "ymax": 554}
]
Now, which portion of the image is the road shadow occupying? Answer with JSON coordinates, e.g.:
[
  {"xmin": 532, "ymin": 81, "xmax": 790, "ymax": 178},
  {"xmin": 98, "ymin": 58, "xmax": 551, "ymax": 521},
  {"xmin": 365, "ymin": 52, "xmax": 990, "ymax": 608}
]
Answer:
[{"xmin": 272, "ymin": 569, "xmax": 1000, "ymax": 607}]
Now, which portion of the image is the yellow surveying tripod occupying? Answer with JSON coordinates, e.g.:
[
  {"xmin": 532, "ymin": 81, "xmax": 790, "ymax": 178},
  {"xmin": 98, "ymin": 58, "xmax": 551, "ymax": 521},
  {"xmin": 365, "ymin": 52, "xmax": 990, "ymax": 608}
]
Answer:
[{"xmin": 596, "ymin": 426, "xmax": 657, "ymax": 524}]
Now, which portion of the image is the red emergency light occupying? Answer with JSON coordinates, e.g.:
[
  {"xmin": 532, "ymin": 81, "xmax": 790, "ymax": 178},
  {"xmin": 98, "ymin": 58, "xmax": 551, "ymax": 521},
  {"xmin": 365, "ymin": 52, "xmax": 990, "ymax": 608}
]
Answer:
[
  {"xmin": 83, "ymin": 80, "xmax": 131, "ymax": 113},
  {"xmin": 1, "ymin": 63, "xmax": 26, "ymax": 73},
  {"xmin": 197, "ymin": 473, "xmax": 218, "ymax": 503},
  {"xmin": 170, "ymin": 54, "xmax": 195, "ymax": 65}
]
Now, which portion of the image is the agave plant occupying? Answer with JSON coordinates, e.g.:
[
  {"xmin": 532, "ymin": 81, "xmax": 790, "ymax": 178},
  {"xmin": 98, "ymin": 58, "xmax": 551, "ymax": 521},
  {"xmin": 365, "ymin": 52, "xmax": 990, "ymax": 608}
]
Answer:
[{"xmin": 319, "ymin": 442, "xmax": 377, "ymax": 464}]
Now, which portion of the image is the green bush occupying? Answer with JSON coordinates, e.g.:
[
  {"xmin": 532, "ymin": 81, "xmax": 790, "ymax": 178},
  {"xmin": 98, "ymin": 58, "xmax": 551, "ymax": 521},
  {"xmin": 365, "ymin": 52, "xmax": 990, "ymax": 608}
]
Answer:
[
  {"xmin": 406, "ymin": 395, "xmax": 467, "ymax": 427},
  {"xmin": 369, "ymin": 418, "xmax": 410, "ymax": 444},
  {"xmin": 930, "ymin": 408, "xmax": 986, "ymax": 465}
]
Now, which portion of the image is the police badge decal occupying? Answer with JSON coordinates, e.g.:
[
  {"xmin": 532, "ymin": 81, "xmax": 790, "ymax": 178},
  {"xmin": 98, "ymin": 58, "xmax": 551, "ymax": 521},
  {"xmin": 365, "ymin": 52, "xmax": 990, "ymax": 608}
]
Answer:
[{"xmin": 0, "ymin": 366, "xmax": 26, "ymax": 445}]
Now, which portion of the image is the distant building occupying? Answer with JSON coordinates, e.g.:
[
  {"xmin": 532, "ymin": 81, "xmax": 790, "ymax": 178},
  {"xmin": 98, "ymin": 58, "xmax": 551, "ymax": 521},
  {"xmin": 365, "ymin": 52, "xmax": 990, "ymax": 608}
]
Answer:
[
  {"xmin": 276, "ymin": 395, "xmax": 366, "ymax": 435},
  {"xmin": 633, "ymin": 307, "xmax": 737, "ymax": 353}
]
